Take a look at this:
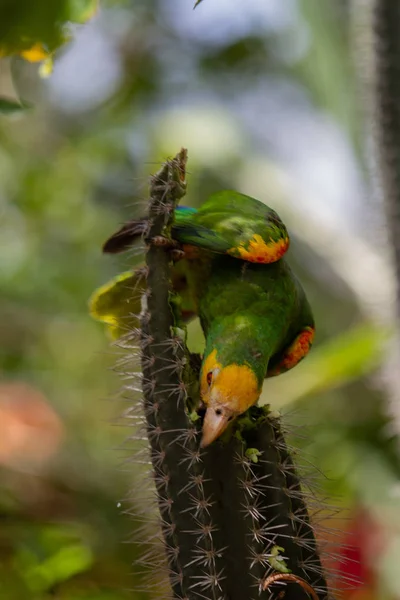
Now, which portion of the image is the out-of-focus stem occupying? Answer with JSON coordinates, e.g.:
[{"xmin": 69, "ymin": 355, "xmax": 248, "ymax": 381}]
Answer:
[{"xmin": 373, "ymin": 2, "xmax": 400, "ymax": 315}]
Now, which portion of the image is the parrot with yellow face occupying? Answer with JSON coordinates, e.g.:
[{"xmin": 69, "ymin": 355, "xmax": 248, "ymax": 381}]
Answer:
[{"xmin": 90, "ymin": 191, "xmax": 314, "ymax": 446}]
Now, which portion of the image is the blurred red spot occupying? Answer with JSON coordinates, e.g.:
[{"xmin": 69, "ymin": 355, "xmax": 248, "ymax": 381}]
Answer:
[
  {"xmin": 330, "ymin": 507, "xmax": 383, "ymax": 600},
  {"xmin": 0, "ymin": 382, "xmax": 64, "ymax": 467}
]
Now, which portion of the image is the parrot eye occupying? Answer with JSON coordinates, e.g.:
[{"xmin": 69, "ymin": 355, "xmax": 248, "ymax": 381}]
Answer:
[{"xmin": 206, "ymin": 371, "xmax": 213, "ymax": 386}]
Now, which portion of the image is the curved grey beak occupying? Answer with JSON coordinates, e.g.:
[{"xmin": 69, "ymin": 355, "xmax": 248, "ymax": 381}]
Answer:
[{"xmin": 200, "ymin": 406, "xmax": 234, "ymax": 448}]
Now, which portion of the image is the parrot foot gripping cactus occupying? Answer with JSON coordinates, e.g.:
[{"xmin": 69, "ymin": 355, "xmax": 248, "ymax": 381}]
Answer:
[{"xmin": 89, "ymin": 150, "xmax": 346, "ymax": 599}]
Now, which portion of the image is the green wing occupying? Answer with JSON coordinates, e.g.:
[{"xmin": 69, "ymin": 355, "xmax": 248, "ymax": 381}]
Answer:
[
  {"xmin": 89, "ymin": 263, "xmax": 196, "ymax": 339},
  {"xmin": 102, "ymin": 191, "xmax": 289, "ymax": 265},
  {"xmin": 173, "ymin": 191, "xmax": 290, "ymax": 264}
]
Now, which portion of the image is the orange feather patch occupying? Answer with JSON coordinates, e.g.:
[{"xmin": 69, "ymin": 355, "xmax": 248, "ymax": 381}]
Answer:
[
  {"xmin": 269, "ymin": 326, "xmax": 315, "ymax": 376},
  {"xmin": 228, "ymin": 234, "xmax": 289, "ymax": 264}
]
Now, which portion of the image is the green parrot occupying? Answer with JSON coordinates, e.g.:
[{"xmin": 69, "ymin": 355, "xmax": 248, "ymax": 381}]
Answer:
[{"xmin": 90, "ymin": 190, "xmax": 315, "ymax": 447}]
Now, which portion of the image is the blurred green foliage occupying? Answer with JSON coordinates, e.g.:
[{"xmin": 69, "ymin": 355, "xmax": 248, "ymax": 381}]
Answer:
[
  {"xmin": 0, "ymin": 0, "xmax": 98, "ymax": 55},
  {"xmin": 0, "ymin": 1, "xmax": 399, "ymax": 599}
]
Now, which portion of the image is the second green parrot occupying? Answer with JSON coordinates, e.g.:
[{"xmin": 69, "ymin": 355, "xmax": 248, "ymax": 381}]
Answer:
[{"xmin": 90, "ymin": 191, "xmax": 315, "ymax": 446}]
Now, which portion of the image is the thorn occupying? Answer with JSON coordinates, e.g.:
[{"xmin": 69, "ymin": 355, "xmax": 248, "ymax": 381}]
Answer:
[
  {"xmin": 147, "ymin": 424, "xmax": 163, "ymax": 443},
  {"xmin": 168, "ymin": 569, "xmax": 184, "ymax": 587},
  {"xmin": 178, "ymin": 446, "xmax": 202, "ymax": 468},
  {"xmin": 151, "ymin": 448, "xmax": 166, "ymax": 469},
  {"xmin": 248, "ymin": 548, "xmax": 274, "ymax": 569},
  {"xmin": 241, "ymin": 497, "xmax": 266, "ymax": 522},
  {"xmin": 142, "ymin": 400, "xmax": 160, "ymax": 418},
  {"xmin": 182, "ymin": 493, "xmax": 214, "ymax": 517},
  {"xmin": 251, "ymin": 520, "xmax": 289, "ymax": 543},
  {"xmin": 184, "ymin": 519, "xmax": 218, "ymax": 544},
  {"xmin": 153, "ymin": 470, "xmax": 170, "ymax": 490},
  {"xmin": 152, "ymin": 335, "xmax": 185, "ymax": 353},
  {"xmin": 184, "ymin": 545, "xmax": 227, "ymax": 569},
  {"xmin": 142, "ymin": 378, "xmax": 157, "ymax": 395},
  {"xmin": 142, "ymin": 354, "xmax": 156, "ymax": 369},
  {"xmin": 189, "ymin": 568, "xmax": 226, "ymax": 592},
  {"xmin": 156, "ymin": 380, "xmax": 188, "ymax": 407},
  {"xmin": 140, "ymin": 333, "xmax": 154, "ymax": 349},
  {"xmin": 164, "ymin": 544, "xmax": 180, "ymax": 562},
  {"xmin": 160, "ymin": 519, "xmax": 176, "ymax": 539},
  {"xmin": 173, "ymin": 427, "xmax": 199, "ymax": 447},
  {"xmin": 178, "ymin": 472, "xmax": 210, "ymax": 495},
  {"xmin": 153, "ymin": 356, "xmax": 185, "ymax": 377},
  {"xmin": 239, "ymin": 472, "xmax": 273, "ymax": 498}
]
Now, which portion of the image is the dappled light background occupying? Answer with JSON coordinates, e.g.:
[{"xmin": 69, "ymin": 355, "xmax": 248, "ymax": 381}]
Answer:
[{"xmin": 1, "ymin": 1, "xmax": 399, "ymax": 599}]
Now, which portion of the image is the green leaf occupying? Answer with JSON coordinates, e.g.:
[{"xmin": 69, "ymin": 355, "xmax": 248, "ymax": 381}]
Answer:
[
  {"xmin": 0, "ymin": 97, "xmax": 31, "ymax": 115},
  {"xmin": 194, "ymin": 0, "xmax": 204, "ymax": 7}
]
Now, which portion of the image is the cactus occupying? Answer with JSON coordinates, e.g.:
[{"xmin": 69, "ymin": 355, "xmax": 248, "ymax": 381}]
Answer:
[{"xmin": 114, "ymin": 150, "xmax": 333, "ymax": 599}]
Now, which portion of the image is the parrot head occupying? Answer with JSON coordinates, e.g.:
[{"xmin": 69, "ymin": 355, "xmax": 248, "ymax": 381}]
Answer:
[{"xmin": 199, "ymin": 348, "xmax": 262, "ymax": 447}]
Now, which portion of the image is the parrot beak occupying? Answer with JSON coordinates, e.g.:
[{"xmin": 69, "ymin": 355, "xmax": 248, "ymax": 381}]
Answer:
[{"xmin": 200, "ymin": 406, "xmax": 235, "ymax": 448}]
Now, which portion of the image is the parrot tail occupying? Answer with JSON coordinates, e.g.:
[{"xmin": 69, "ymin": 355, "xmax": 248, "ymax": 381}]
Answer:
[
  {"xmin": 102, "ymin": 219, "xmax": 149, "ymax": 254},
  {"xmin": 102, "ymin": 206, "xmax": 196, "ymax": 254}
]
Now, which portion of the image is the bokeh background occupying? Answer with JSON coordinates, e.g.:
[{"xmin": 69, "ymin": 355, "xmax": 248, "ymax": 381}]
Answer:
[{"xmin": 1, "ymin": 1, "xmax": 399, "ymax": 599}]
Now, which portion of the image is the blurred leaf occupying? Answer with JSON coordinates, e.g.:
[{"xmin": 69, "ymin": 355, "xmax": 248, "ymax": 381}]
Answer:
[
  {"xmin": 0, "ymin": 0, "xmax": 97, "ymax": 63},
  {"xmin": 0, "ymin": 1, "xmax": 70, "ymax": 55},
  {"xmin": 0, "ymin": 98, "xmax": 31, "ymax": 114},
  {"xmin": 23, "ymin": 543, "xmax": 93, "ymax": 592},
  {"xmin": 260, "ymin": 324, "xmax": 390, "ymax": 409},
  {"xmin": 296, "ymin": 0, "xmax": 361, "ymax": 151},
  {"xmin": 194, "ymin": 0, "xmax": 204, "ymax": 7},
  {"xmin": 69, "ymin": 0, "xmax": 99, "ymax": 24},
  {"xmin": 201, "ymin": 37, "xmax": 268, "ymax": 73}
]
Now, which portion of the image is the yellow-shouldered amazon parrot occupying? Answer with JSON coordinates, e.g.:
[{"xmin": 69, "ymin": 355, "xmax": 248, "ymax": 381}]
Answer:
[{"xmin": 90, "ymin": 191, "xmax": 314, "ymax": 446}]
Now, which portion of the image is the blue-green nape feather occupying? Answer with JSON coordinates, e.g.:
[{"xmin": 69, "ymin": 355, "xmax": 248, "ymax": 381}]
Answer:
[
  {"xmin": 174, "ymin": 205, "xmax": 232, "ymax": 251},
  {"xmin": 173, "ymin": 206, "xmax": 232, "ymax": 250},
  {"xmin": 176, "ymin": 206, "xmax": 197, "ymax": 215}
]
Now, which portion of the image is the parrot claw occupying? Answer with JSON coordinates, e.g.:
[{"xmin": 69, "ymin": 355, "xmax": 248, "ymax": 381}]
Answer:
[
  {"xmin": 149, "ymin": 236, "xmax": 185, "ymax": 261},
  {"xmin": 170, "ymin": 248, "xmax": 186, "ymax": 262},
  {"xmin": 150, "ymin": 235, "xmax": 179, "ymax": 248}
]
